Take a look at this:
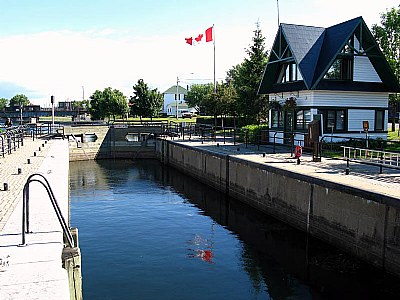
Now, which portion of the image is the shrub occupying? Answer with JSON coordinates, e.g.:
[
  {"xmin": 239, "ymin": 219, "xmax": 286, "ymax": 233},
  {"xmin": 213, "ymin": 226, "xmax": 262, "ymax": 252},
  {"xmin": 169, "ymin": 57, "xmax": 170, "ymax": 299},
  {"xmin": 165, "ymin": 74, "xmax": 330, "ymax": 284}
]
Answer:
[{"xmin": 241, "ymin": 124, "xmax": 268, "ymax": 144}]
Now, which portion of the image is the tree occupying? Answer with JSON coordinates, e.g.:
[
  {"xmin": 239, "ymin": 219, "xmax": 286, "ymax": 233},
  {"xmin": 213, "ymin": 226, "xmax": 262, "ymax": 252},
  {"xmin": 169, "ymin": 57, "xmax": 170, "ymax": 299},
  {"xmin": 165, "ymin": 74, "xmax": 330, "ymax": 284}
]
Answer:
[
  {"xmin": 185, "ymin": 83, "xmax": 214, "ymax": 115},
  {"xmin": 73, "ymin": 100, "xmax": 89, "ymax": 120},
  {"xmin": 227, "ymin": 22, "xmax": 269, "ymax": 124},
  {"xmin": 0, "ymin": 98, "xmax": 8, "ymax": 112},
  {"xmin": 10, "ymin": 94, "xmax": 29, "ymax": 108},
  {"xmin": 89, "ymin": 87, "xmax": 128, "ymax": 121},
  {"xmin": 372, "ymin": 5, "xmax": 400, "ymax": 131},
  {"xmin": 208, "ymin": 82, "xmax": 238, "ymax": 125},
  {"xmin": 130, "ymin": 79, "xmax": 163, "ymax": 121}
]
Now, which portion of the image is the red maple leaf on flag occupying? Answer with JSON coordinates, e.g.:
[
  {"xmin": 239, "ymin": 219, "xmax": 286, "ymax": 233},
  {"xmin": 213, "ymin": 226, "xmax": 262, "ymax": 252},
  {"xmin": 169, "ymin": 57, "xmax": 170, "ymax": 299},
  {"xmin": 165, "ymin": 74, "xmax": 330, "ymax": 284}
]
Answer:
[
  {"xmin": 185, "ymin": 37, "xmax": 193, "ymax": 45},
  {"xmin": 195, "ymin": 34, "xmax": 203, "ymax": 43}
]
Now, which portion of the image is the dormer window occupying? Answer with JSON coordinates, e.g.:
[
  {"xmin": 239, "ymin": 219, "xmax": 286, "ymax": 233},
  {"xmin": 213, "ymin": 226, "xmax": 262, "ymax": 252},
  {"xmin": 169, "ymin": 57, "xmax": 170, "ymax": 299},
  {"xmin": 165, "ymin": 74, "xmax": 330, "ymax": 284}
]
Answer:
[
  {"xmin": 324, "ymin": 57, "xmax": 353, "ymax": 80},
  {"xmin": 277, "ymin": 63, "xmax": 303, "ymax": 83}
]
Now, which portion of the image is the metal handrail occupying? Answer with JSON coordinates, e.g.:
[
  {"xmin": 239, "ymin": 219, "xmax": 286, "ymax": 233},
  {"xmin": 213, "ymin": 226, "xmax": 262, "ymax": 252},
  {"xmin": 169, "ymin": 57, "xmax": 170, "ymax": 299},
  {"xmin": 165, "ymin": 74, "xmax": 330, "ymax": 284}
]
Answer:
[
  {"xmin": 342, "ymin": 146, "xmax": 400, "ymax": 167},
  {"xmin": 70, "ymin": 133, "xmax": 90, "ymax": 160},
  {"xmin": 20, "ymin": 173, "xmax": 74, "ymax": 248}
]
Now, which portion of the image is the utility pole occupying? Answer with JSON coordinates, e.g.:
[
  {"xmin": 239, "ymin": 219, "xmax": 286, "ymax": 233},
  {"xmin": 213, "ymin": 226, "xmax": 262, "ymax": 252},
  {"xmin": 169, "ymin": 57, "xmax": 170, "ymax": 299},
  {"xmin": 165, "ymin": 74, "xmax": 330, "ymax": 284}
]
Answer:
[{"xmin": 176, "ymin": 76, "xmax": 179, "ymax": 119}]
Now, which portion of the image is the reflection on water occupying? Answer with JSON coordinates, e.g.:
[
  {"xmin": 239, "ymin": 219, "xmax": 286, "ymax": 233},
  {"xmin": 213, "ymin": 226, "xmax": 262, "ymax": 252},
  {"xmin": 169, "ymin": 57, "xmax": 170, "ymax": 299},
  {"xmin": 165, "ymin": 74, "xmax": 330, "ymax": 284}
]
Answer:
[{"xmin": 70, "ymin": 159, "xmax": 400, "ymax": 300}]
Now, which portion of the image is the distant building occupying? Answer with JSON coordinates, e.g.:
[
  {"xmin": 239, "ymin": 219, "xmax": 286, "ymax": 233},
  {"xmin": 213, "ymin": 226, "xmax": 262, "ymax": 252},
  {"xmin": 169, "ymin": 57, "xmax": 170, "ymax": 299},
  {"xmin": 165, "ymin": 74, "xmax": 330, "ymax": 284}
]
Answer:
[
  {"xmin": 58, "ymin": 101, "xmax": 75, "ymax": 110},
  {"xmin": 163, "ymin": 85, "xmax": 194, "ymax": 117},
  {"xmin": 258, "ymin": 16, "xmax": 400, "ymax": 143},
  {"xmin": 6, "ymin": 104, "xmax": 40, "ymax": 112}
]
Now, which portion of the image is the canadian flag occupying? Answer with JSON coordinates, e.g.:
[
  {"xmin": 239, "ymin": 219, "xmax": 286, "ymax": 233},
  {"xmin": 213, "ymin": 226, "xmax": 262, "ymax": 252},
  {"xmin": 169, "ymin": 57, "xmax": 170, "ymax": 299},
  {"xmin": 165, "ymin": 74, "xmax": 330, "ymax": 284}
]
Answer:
[{"xmin": 185, "ymin": 26, "xmax": 213, "ymax": 45}]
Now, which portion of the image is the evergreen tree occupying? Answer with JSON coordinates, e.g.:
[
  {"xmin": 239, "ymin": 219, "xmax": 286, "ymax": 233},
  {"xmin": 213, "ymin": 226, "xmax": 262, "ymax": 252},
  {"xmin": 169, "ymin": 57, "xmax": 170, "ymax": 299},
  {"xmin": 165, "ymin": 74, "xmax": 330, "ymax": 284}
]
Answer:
[
  {"xmin": 228, "ymin": 22, "xmax": 269, "ymax": 124},
  {"xmin": 130, "ymin": 79, "xmax": 163, "ymax": 121}
]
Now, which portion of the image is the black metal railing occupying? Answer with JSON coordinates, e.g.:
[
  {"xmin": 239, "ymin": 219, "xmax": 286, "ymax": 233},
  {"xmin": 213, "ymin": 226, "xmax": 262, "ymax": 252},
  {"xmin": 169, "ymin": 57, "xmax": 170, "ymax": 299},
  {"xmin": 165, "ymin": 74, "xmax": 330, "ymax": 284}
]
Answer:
[
  {"xmin": 0, "ymin": 126, "xmax": 26, "ymax": 157},
  {"xmin": 20, "ymin": 173, "xmax": 74, "ymax": 248}
]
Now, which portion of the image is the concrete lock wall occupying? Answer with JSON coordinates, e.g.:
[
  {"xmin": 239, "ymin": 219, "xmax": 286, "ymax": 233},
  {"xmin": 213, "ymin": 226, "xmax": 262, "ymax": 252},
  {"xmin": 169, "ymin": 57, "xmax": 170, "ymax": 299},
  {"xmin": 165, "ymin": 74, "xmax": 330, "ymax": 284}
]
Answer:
[
  {"xmin": 67, "ymin": 125, "xmax": 159, "ymax": 161},
  {"xmin": 156, "ymin": 139, "xmax": 400, "ymax": 277}
]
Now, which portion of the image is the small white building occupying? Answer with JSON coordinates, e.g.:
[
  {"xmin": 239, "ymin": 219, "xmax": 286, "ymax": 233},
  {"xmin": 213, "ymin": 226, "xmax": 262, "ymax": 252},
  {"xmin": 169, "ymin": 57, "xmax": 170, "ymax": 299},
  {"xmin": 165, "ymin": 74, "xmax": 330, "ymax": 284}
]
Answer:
[
  {"xmin": 162, "ymin": 85, "xmax": 188, "ymax": 115},
  {"xmin": 258, "ymin": 17, "xmax": 400, "ymax": 144}
]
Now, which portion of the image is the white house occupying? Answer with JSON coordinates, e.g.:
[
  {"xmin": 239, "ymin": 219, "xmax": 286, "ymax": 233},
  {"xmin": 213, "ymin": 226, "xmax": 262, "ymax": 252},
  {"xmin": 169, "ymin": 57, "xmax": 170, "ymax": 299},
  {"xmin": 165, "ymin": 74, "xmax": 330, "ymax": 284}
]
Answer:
[
  {"xmin": 162, "ymin": 85, "xmax": 187, "ymax": 116},
  {"xmin": 258, "ymin": 17, "xmax": 400, "ymax": 144}
]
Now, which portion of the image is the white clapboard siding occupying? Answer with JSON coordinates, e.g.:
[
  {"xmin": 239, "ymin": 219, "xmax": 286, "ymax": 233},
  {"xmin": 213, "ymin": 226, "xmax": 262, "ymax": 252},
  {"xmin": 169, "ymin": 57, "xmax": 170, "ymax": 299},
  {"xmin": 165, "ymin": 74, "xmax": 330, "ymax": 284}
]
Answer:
[
  {"xmin": 354, "ymin": 56, "xmax": 382, "ymax": 83},
  {"xmin": 307, "ymin": 91, "xmax": 388, "ymax": 107},
  {"xmin": 353, "ymin": 35, "xmax": 382, "ymax": 83},
  {"xmin": 348, "ymin": 109, "xmax": 375, "ymax": 131}
]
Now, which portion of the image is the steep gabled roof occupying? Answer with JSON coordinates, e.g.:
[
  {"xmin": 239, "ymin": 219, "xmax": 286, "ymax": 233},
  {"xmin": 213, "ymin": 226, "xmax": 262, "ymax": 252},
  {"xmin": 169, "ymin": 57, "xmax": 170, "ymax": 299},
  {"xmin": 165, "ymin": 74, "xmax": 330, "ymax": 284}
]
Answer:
[
  {"xmin": 311, "ymin": 17, "xmax": 363, "ymax": 88},
  {"xmin": 163, "ymin": 85, "xmax": 188, "ymax": 95},
  {"xmin": 281, "ymin": 24, "xmax": 325, "ymax": 89},
  {"xmin": 258, "ymin": 16, "xmax": 400, "ymax": 94}
]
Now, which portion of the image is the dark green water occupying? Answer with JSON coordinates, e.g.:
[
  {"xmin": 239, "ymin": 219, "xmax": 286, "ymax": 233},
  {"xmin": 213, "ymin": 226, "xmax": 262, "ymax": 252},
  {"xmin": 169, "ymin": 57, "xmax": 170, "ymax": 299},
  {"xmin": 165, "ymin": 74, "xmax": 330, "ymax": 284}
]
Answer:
[{"xmin": 69, "ymin": 159, "xmax": 399, "ymax": 300}]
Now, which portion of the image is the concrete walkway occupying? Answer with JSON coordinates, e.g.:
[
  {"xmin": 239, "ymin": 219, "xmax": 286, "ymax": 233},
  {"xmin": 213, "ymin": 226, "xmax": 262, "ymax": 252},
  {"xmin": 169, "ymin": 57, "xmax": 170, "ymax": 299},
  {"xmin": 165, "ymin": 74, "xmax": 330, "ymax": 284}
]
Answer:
[
  {"xmin": 177, "ymin": 138, "xmax": 400, "ymax": 199},
  {"xmin": 0, "ymin": 138, "xmax": 70, "ymax": 300}
]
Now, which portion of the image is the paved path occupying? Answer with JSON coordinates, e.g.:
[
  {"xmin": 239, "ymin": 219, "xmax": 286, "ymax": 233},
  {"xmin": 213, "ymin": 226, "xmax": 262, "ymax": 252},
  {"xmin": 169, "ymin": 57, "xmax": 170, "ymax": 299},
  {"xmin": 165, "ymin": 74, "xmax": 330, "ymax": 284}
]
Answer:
[
  {"xmin": 0, "ymin": 137, "xmax": 70, "ymax": 300},
  {"xmin": 177, "ymin": 138, "xmax": 400, "ymax": 199}
]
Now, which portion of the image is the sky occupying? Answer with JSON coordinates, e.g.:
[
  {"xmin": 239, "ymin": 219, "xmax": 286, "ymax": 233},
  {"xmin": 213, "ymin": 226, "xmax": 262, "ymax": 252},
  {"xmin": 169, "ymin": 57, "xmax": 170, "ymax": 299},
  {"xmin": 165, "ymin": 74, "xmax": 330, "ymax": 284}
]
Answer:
[{"xmin": 0, "ymin": 0, "xmax": 398, "ymax": 106}]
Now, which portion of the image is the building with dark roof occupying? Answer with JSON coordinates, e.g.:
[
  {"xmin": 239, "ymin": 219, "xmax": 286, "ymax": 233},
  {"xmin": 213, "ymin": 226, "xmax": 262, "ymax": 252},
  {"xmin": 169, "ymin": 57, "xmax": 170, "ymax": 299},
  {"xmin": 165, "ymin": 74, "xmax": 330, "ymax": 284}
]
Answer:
[{"xmin": 258, "ymin": 16, "xmax": 400, "ymax": 143}]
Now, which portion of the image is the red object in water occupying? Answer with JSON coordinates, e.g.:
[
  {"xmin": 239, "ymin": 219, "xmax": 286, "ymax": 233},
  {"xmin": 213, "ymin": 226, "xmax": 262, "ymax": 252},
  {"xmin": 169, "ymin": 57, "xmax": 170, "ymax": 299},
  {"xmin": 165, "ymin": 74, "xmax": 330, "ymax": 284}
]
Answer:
[{"xmin": 196, "ymin": 249, "xmax": 213, "ymax": 263}]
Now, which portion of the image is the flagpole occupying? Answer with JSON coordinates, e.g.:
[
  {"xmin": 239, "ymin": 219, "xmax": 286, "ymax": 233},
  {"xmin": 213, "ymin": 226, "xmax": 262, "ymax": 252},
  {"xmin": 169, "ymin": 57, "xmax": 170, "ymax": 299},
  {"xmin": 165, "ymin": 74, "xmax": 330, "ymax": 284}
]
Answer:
[
  {"xmin": 277, "ymin": 0, "xmax": 280, "ymax": 26},
  {"xmin": 213, "ymin": 24, "xmax": 216, "ymax": 93}
]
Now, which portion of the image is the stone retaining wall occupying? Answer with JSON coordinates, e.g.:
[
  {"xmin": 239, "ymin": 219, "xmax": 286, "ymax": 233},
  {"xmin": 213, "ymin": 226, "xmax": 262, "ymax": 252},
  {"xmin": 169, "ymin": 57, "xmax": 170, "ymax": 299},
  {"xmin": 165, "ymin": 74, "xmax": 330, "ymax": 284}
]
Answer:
[{"xmin": 157, "ymin": 139, "xmax": 400, "ymax": 277}]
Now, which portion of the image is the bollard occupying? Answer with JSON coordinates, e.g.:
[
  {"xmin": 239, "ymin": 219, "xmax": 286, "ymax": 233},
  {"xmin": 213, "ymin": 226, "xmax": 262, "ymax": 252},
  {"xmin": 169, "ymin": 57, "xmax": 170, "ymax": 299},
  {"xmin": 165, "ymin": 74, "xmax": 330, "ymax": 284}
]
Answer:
[
  {"xmin": 45, "ymin": 140, "xmax": 48, "ymax": 144},
  {"xmin": 297, "ymin": 158, "xmax": 301, "ymax": 165},
  {"xmin": 263, "ymin": 153, "xmax": 266, "ymax": 157},
  {"xmin": 345, "ymin": 159, "xmax": 350, "ymax": 175},
  {"xmin": 42, "ymin": 143, "xmax": 45, "ymax": 147},
  {"xmin": 18, "ymin": 168, "xmax": 22, "ymax": 175},
  {"xmin": 38, "ymin": 147, "xmax": 41, "ymax": 151},
  {"xmin": 34, "ymin": 152, "xmax": 36, "ymax": 157},
  {"xmin": 3, "ymin": 183, "xmax": 8, "ymax": 191},
  {"xmin": 217, "ymin": 143, "xmax": 219, "ymax": 147},
  {"xmin": 27, "ymin": 158, "xmax": 31, "ymax": 164}
]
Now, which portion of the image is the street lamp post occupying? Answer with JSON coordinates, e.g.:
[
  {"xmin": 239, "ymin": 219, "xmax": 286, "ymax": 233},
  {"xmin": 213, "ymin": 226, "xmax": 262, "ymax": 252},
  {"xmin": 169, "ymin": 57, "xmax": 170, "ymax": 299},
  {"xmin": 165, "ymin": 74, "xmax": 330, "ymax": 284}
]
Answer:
[{"xmin": 51, "ymin": 95, "xmax": 55, "ymax": 133}]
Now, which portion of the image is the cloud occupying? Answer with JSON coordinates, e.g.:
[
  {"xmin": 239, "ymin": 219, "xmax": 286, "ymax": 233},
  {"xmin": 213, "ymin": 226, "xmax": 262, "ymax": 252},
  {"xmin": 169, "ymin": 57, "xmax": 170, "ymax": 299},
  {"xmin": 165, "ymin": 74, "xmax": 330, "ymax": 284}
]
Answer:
[
  {"xmin": 0, "ymin": 26, "xmax": 254, "ymax": 105},
  {"xmin": 0, "ymin": 0, "xmax": 396, "ymax": 105}
]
